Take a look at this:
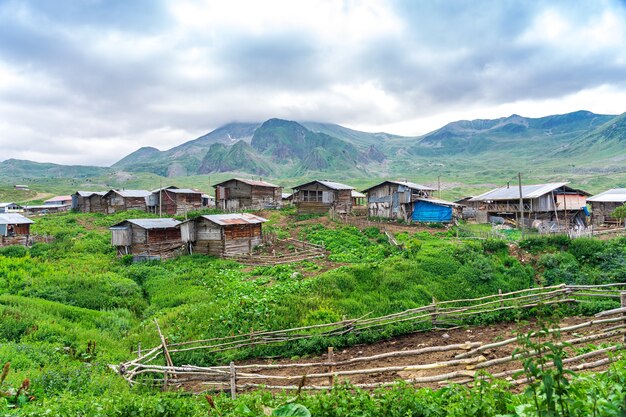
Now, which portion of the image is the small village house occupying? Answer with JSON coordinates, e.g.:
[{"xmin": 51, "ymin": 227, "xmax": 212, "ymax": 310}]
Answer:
[
  {"xmin": 72, "ymin": 191, "xmax": 107, "ymax": 212},
  {"xmin": 411, "ymin": 198, "xmax": 461, "ymax": 223},
  {"xmin": 292, "ymin": 180, "xmax": 354, "ymax": 215},
  {"xmin": 469, "ymin": 182, "xmax": 590, "ymax": 228},
  {"xmin": 45, "ymin": 195, "xmax": 73, "ymax": 206},
  {"xmin": 0, "ymin": 203, "xmax": 24, "ymax": 213},
  {"xmin": 0, "ymin": 213, "xmax": 34, "ymax": 246},
  {"xmin": 213, "ymin": 178, "xmax": 282, "ymax": 210},
  {"xmin": 587, "ymin": 188, "xmax": 626, "ymax": 227},
  {"xmin": 13, "ymin": 185, "xmax": 29, "ymax": 191},
  {"xmin": 362, "ymin": 180, "xmax": 436, "ymax": 220},
  {"xmin": 109, "ymin": 218, "xmax": 183, "ymax": 260},
  {"xmin": 180, "ymin": 213, "xmax": 268, "ymax": 257},
  {"xmin": 102, "ymin": 190, "xmax": 151, "ymax": 214},
  {"xmin": 150, "ymin": 187, "xmax": 203, "ymax": 216},
  {"xmin": 202, "ymin": 194, "xmax": 215, "ymax": 208}
]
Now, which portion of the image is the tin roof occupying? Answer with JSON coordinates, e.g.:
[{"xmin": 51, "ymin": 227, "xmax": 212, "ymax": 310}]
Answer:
[
  {"xmin": 105, "ymin": 189, "xmax": 151, "ymax": 198},
  {"xmin": 45, "ymin": 195, "xmax": 72, "ymax": 203},
  {"xmin": 351, "ymin": 190, "xmax": 366, "ymax": 198},
  {"xmin": 362, "ymin": 180, "xmax": 436, "ymax": 193},
  {"xmin": 75, "ymin": 191, "xmax": 106, "ymax": 197},
  {"xmin": 163, "ymin": 188, "xmax": 201, "ymax": 194},
  {"xmin": 587, "ymin": 188, "xmax": 626, "ymax": 203},
  {"xmin": 0, "ymin": 202, "xmax": 21, "ymax": 208},
  {"xmin": 199, "ymin": 213, "xmax": 268, "ymax": 226},
  {"xmin": 110, "ymin": 218, "xmax": 181, "ymax": 230},
  {"xmin": 413, "ymin": 197, "xmax": 460, "ymax": 207},
  {"xmin": 294, "ymin": 180, "xmax": 354, "ymax": 191},
  {"xmin": 0, "ymin": 213, "xmax": 34, "ymax": 225},
  {"xmin": 214, "ymin": 178, "xmax": 280, "ymax": 188},
  {"xmin": 469, "ymin": 182, "xmax": 589, "ymax": 201}
]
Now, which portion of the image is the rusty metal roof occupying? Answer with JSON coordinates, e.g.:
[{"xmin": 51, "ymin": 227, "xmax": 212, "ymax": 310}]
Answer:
[
  {"xmin": 110, "ymin": 218, "xmax": 181, "ymax": 230},
  {"xmin": 200, "ymin": 213, "xmax": 268, "ymax": 226},
  {"xmin": 587, "ymin": 188, "xmax": 626, "ymax": 203},
  {"xmin": 0, "ymin": 213, "xmax": 34, "ymax": 225},
  {"xmin": 214, "ymin": 178, "xmax": 280, "ymax": 188},
  {"xmin": 45, "ymin": 195, "xmax": 72, "ymax": 203}
]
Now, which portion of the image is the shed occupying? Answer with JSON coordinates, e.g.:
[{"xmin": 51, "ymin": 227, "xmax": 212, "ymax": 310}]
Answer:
[
  {"xmin": 109, "ymin": 218, "xmax": 182, "ymax": 260},
  {"xmin": 214, "ymin": 178, "xmax": 282, "ymax": 210},
  {"xmin": 292, "ymin": 180, "xmax": 354, "ymax": 215},
  {"xmin": 587, "ymin": 188, "xmax": 626, "ymax": 227},
  {"xmin": 411, "ymin": 198, "xmax": 460, "ymax": 223},
  {"xmin": 0, "ymin": 202, "xmax": 24, "ymax": 213},
  {"xmin": 181, "ymin": 213, "xmax": 268, "ymax": 257},
  {"xmin": 72, "ymin": 191, "xmax": 107, "ymax": 212},
  {"xmin": 102, "ymin": 190, "xmax": 151, "ymax": 214},
  {"xmin": 362, "ymin": 180, "xmax": 435, "ymax": 220},
  {"xmin": 0, "ymin": 213, "xmax": 34, "ymax": 237},
  {"xmin": 45, "ymin": 195, "xmax": 73, "ymax": 206},
  {"xmin": 151, "ymin": 187, "xmax": 203, "ymax": 216}
]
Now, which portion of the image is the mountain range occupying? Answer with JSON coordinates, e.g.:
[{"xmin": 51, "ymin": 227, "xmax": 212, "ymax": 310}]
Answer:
[{"xmin": 1, "ymin": 110, "xmax": 625, "ymax": 185}]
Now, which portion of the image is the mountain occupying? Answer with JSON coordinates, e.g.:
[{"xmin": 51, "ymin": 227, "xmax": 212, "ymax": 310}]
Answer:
[{"xmin": 0, "ymin": 159, "xmax": 110, "ymax": 179}]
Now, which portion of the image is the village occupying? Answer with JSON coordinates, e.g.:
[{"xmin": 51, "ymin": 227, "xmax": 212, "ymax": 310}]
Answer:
[{"xmin": 2, "ymin": 177, "xmax": 625, "ymax": 262}]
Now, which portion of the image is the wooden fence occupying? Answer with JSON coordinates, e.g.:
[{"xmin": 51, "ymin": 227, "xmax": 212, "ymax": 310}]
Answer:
[
  {"xmin": 115, "ymin": 284, "xmax": 626, "ymax": 395},
  {"xmin": 223, "ymin": 238, "xmax": 327, "ymax": 266}
]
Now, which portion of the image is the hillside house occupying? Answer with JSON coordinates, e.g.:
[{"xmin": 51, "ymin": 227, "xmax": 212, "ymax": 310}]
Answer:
[
  {"xmin": 150, "ymin": 187, "xmax": 203, "ymax": 216},
  {"xmin": 44, "ymin": 195, "xmax": 73, "ymax": 206},
  {"xmin": 411, "ymin": 198, "xmax": 461, "ymax": 223},
  {"xmin": 587, "ymin": 189, "xmax": 626, "ymax": 227},
  {"xmin": 109, "ymin": 218, "xmax": 182, "ymax": 260},
  {"xmin": 0, "ymin": 213, "xmax": 34, "ymax": 246},
  {"xmin": 0, "ymin": 203, "xmax": 24, "ymax": 213},
  {"xmin": 214, "ymin": 178, "xmax": 282, "ymax": 210},
  {"xmin": 362, "ymin": 180, "xmax": 435, "ymax": 220},
  {"xmin": 292, "ymin": 180, "xmax": 354, "ymax": 215},
  {"xmin": 102, "ymin": 190, "xmax": 151, "ymax": 214},
  {"xmin": 72, "ymin": 191, "xmax": 107, "ymax": 212},
  {"xmin": 202, "ymin": 194, "xmax": 215, "ymax": 208},
  {"xmin": 469, "ymin": 182, "xmax": 590, "ymax": 227},
  {"xmin": 181, "ymin": 213, "xmax": 268, "ymax": 257}
]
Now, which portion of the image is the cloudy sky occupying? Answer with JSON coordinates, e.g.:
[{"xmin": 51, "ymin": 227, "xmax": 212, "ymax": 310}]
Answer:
[{"xmin": 1, "ymin": 0, "xmax": 626, "ymax": 166}]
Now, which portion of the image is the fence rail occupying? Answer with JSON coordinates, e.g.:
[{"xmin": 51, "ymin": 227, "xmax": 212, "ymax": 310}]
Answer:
[{"xmin": 117, "ymin": 284, "xmax": 626, "ymax": 395}]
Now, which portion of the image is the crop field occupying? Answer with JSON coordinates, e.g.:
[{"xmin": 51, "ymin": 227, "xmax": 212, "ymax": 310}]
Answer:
[{"xmin": 1, "ymin": 208, "xmax": 626, "ymax": 415}]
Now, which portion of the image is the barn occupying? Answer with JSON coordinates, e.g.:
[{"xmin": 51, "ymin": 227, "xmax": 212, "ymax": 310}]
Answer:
[
  {"xmin": 363, "ymin": 180, "xmax": 435, "ymax": 220},
  {"xmin": 214, "ymin": 178, "xmax": 282, "ymax": 210},
  {"xmin": 180, "ymin": 213, "xmax": 268, "ymax": 257},
  {"xmin": 109, "ymin": 218, "xmax": 183, "ymax": 260},
  {"xmin": 102, "ymin": 190, "xmax": 151, "ymax": 214},
  {"xmin": 151, "ymin": 187, "xmax": 203, "ymax": 216},
  {"xmin": 0, "ymin": 213, "xmax": 34, "ymax": 246},
  {"xmin": 587, "ymin": 189, "xmax": 626, "ymax": 227},
  {"xmin": 72, "ymin": 191, "xmax": 107, "ymax": 212},
  {"xmin": 292, "ymin": 180, "xmax": 354, "ymax": 215}
]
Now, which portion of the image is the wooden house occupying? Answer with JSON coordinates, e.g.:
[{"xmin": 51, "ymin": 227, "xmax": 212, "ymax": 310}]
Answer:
[
  {"xmin": 214, "ymin": 178, "xmax": 282, "ymax": 210},
  {"xmin": 411, "ymin": 198, "xmax": 461, "ymax": 223},
  {"xmin": 0, "ymin": 213, "xmax": 34, "ymax": 246},
  {"xmin": 44, "ymin": 195, "xmax": 73, "ymax": 206},
  {"xmin": 587, "ymin": 189, "xmax": 626, "ymax": 227},
  {"xmin": 469, "ymin": 182, "xmax": 590, "ymax": 227},
  {"xmin": 72, "ymin": 191, "xmax": 106, "ymax": 212},
  {"xmin": 181, "ymin": 213, "xmax": 268, "ymax": 257},
  {"xmin": 292, "ymin": 180, "xmax": 354, "ymax": 215},
  {"xmin": 362, "ymin": 180, "xmax": 435, "ymax": 220},
  {"xmin": 150, "ymin": 187, "xmax": 203, "ymax": 216},
  {"xmin": 0, "ymin": 203, "xmax": 24, "ymax": 213},
  {"xmin": 102, "ymin": 190, "xmax": 151, "ymax": 214},
  {"xmin": 109, "ymin": 218, "xmax": 182, "ymax": 260}
]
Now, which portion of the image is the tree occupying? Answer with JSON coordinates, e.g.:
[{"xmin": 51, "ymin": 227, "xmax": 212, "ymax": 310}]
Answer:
[{"xmin": 611, "ymin": 203, "xmax": 626, "ymax": 228}]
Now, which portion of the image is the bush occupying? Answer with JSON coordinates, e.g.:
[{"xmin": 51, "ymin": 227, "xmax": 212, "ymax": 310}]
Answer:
[{"xmin": 0, "ymin": 245, "xmax": 28, "ymax": 258}]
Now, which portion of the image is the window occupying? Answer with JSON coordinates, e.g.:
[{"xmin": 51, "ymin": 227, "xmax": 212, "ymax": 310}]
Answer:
[{"xmin": 301, "ymin": 190, "xmax": 323, "ymax": 202}]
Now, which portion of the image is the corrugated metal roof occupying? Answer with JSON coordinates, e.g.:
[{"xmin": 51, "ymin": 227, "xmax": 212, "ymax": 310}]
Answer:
[
  {"xmin": 470, "ymin": 182, "xmax": 573, "ymax": 201},
  {"xmin": 413, "ymin": 197, "xmax": 460, "ymax": 207},
  {"xmin": 294, "ymin": 180, "xmax": 354, "ymax": 190},
  {"xmin": 164, "ymin": 188, "xmax": 201, "ymax": 194},
  {"xmin": 587, "ymin": 188, "xmax": 626, "ymax": 203},
  {"xmin": 200, "ymin": 213, "xmax": 268, "ymax": 226},
  {"xmin": 351, "ymin": 190, "xmax": 366, "ymax": 198},
  {"xmin": 0, "ymin": 213, "xmax": 34, "ymax": 225},
  {"xmin": 0, "ymin": 202, "xmax": 21, "ymax": 208},
  {"xmin": 110, "ymin": 218, "xmax": 181, "ymax": 230},
  {"xmin": 214, "ymin": 178, "xmax": 280, "ymax": 188},
  {"xmin": 75, "ymin": 191, "xmax": 106, "ymax": 197},
  {"xmin": 45, "ymin": 195, "xmax": 72, "ymax": 203},
  {"xmin": 107, "ymin": 190, "xmax": 151, "ymax": 198},
  {"xmin": 362, "ymin": 180, "xmax": 436, "ymax": 193}
]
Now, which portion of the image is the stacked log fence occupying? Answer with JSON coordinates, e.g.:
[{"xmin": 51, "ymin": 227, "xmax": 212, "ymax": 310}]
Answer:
[
  {"xmin": 223, "ymin": 238, "xmax": 327, "ymax": 266},
  {"xmin": 117, "ymin": 283, "xmax": 626, "ymax": 395}
]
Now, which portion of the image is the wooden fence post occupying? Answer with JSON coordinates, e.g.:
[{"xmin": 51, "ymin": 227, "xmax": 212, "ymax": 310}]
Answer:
[
  {"xmin": 621, "ymin": 292, "xmax": 626, "ymax": 343},
  {"xmin": 229, "ymin": 361, "xmax": 237, "ymax": 399},
  {"xmin": 327, "ymin": 347, "xmax": 335, "ymax": 387},
  {"xmin": 499, "ymin": 289, "xmax": 503, "ymax": 308},
  {"xmin": 154, "ymin": 319, "xmax": 175, "ymax": 390},
  {"xmin": 432, "ymin": 297, "xmax": 438, "ymax": 327},
  {"xmin": 137, "ymin": 342, "xmax": 141, "ymax": 358}
]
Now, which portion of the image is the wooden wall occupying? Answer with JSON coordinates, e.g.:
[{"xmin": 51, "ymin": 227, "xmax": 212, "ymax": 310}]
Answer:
[
  {"xmin": 187, "ymin": 217, "xmax": 263, "ymax": 256},
  {"xmin": 591, "ymin": 201, "xmax": 625, "ymax": 226},
  {"xmin": 294, "ymin": 184, "xmax": 353, "ymax": 214},
  {"xmin": 216, "ymin": 180, "xmax": 281, "ymax": 210},
  {"xmin": 161, "ymin": 190, "xmax": 203, "ymax": 215}
]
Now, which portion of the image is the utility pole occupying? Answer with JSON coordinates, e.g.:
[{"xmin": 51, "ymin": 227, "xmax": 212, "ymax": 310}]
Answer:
[
  {"xmin": 518, "ymin": 172, "xmax": 524, "ymax": 238},
  {"xmin": 437, "ymin": 176, "xmax": 441, "ymax": 199},
  {"xmin": 159, "ymin": 179, "xmax": 162, "ymax": 218}
]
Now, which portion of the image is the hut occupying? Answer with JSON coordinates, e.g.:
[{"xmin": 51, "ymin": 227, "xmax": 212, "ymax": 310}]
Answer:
[
  {"xmin": 214, "ymin": 178, "xmax": 282, "ymax": 210},
  {"xmin": 0, "ymin": 213, "xmax": 34, "ymax": 246},
  {"xmin": 72, "ymin": 191, "xmax": 107, "ymax": 212},
  {"xmin": 362, "ymin": 180, "xmax": 435, "ymax": 220},
  {"xmin": 109, "ymin": 218, "xmax": 182, "ymax": 260},
  {"xmin": 587, "ymin": 189, "xmax": 626, "ymax": 227},
  {"xmin": 411, "ymin": 198, "xmax": 461, "ymax": 223},
  {"xmin": 102, "ymin": 190, "xmax": 151, "ymax": 214},
  {"xmin": 44, "ymin": 195, "xmax": 73, "ymax": 206},
  {"xmin": 292, "ymin": 180, "xmax": 354, "ymax": 215},
  {"xmin": 0, "ymin": 203, "xmax": 24, "ymax": 213},
  {"xmin": 150, "ymin": 187, "xmax": 203, "ymax": 216},
  {"xmin": 181, "ymin": 213, "xmax": 268, "ymax": 257},
  {"xmin": 469, "ymin": 182, "xmax": 590, "ymax": 227}
]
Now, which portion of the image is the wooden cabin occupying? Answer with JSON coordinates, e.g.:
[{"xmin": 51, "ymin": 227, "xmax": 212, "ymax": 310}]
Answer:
[
  {"xmin": 587, "ymin": 189, "xmax": 626, "ymax": 227},
  {"xmin": 72, "ymin": 191, "xmax": 106, "ymax": 212},
  {"xmin": 363, "ymin": 180, "xmax": 435, "ymax": 220},
  {"xmin": 411, "ymin": 198, "xmax": 461, "ymax": 223},
  {"xmin": 150, "ymin": 187, "xmax": 203, "ymax": 216},
  {"xmin": 109, "ymin": 218, "xmax": 182, "ymax": 260},
  {"xmin": 102, "ymin": 190, "xmax": 151, "ymax": 214},
  {"xmin": 469, "ymin": 182, "xmax": 590, "ymax": 227},
  {"xmin": 292, "ymin": 180, "xmax": 354, "ymax": 215},
  {"xmin": 0, "ymin": 203, "xmax": 24, "ymax": 213},
  {"xmin": 214, "ymin": 178, "xmax": 282, "ymax": 210},
  {"xmin": 0, "ymin": 213, "xmax": 34, "ymax": 246},
  {"xmin": 181, "ymin": 213, "xmax": 268, "ymax": 257}
]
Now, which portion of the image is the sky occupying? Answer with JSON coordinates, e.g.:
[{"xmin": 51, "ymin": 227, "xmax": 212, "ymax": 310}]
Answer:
[{"xmin": 1, "ymin": 0, "xmax": 626, "ymax": 166}]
